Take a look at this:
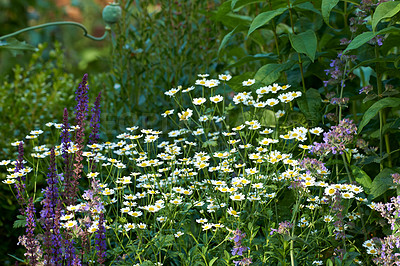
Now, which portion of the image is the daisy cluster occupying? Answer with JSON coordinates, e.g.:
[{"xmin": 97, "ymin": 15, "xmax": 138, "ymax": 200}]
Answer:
[{"xmin": 2, "ymin": 73, "xmax": 376, "ymax": 264}]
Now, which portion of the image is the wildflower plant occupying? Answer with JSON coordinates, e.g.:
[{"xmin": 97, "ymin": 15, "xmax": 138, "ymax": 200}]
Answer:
[{"xmin": 3, "ymin": 71, "xmax": 392, "ymax": 265}]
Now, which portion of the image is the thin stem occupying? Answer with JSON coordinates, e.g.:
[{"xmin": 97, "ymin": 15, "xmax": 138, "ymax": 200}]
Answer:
[
  {"xmin": 0, "ymin": 21, "xmax": 110, "ymax": 41},
  {"xmin": 375, "ymin": 45, "xmax": 385, "ymax": 170},
  {"xmin": 286, "ymin": 0, "xmax": 306, "ymax": 92},
  {"xmin": 341, "ymin": 153, "xmax": 352, "ymax": 182}
]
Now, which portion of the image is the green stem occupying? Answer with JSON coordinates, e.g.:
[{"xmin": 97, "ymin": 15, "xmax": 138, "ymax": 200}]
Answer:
[
  {"xmin": 375, "ymin": 45, "xmax": 385, "ymax": 170},
  {"xmin": 286, "ymin": 0, "xmax": 306, "ymax": 92},
  {"xmin": 341, "ymin": 153, "xmax": 352, "ymax": 182},
  {"xmin": 0, "ymin": 21, "xmax": 110, "ymax": 41}
]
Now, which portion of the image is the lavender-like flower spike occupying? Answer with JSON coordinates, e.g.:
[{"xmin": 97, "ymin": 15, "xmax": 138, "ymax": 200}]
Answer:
[
  {"xmin": 40, "ymin": 147, "xmax": 63, "ymax": 264},
  {"xmin": 24, "ymin": 197, "xmax": 42, "ymax": 265},
  {"xmin": 89, "ymin": 91, "xmax": 101, "ymax": 145},
  {"xmin": 96, "ymin": 212, "xmax": 107, "ymax": 265},
  {"xmin": 89, "ymin": 91, "xmax": 102, "ymax": 172},
  {"xmin": 61, "ymin": 108, "xmax": 74, "ymax": 206},
  {"xmin": 70, "ymin": 74, "xmax": 90, "ymax": 205}
]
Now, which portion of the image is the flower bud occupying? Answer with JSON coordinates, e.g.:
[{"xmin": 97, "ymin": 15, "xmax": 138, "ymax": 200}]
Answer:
[{"xmin": 102, "ymin": 3, "xmax": 122, "ymax": 25}]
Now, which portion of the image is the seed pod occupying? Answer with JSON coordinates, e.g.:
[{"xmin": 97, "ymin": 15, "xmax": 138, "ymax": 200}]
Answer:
[{"xmin": 102, "ymin": 3, "xmax": 122, "ymax": 25}]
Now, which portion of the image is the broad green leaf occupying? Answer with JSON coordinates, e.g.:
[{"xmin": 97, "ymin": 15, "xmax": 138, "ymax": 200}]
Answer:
[
  {"xmin": 321, "ymin": 0, "xmax": 340, "ymax": 26},
  {"xmin": 214, "ymin": 1, "xmax": 232, "ymax": 20},
  {"xmin": 289, "ymin": 30, "xmax": 318, "ymax": 62},
  {"xmin": 358, "ymin": 97, "xmax": 400, "ymax": 133},
  {"xmin": 372, "ymin": 1, "xmax": 400, "ymax": 31},
  {"xmin": 297, "ymin": 88, "xmax": 322, "ymax": 126},
  {"xmin": 254, "ymin": 61, "xmax": 295, "ymax": 85},
  {"xmin": 343, "ymin": 26, "xmax": 400, "ymax": 54},
  {"xmin": 351, "ymin": 165, "xmax": 372, "ymax": 194},
  {"xmin": 343, "ymin": 32, "xmax": 375, "ymax": 54},
  {"xmin": 371, "ymin": 168, "xmax": 396, "ymax": 199},
  {"xmin": 294, "ymin": 2, "xmax": 321, "ymax": 15},
  {"xmin": 248, "ymin": 8, "xmax": 288, "ymax": 36},
  {"xmin": 218, "ymin": 26, "xmax": 238, "ymax": 56},
  {"xmin": 228, "ymin": 71, "xmax": 256, "ymax": 92}
]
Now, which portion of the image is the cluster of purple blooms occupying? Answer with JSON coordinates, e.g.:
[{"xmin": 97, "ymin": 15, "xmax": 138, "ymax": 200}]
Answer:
[
  {"xmin": 14, "ymin": 74, "xmax": 106, "ymax": 265},
  {"xmin": 231, "ymin": 229, "xmax": 252, "ymax": 266},
  {"xmin": 373, "ymin": 173, "xmax": 400, "ymax": 265},
  {"xmin": 323, "ymin": 53, "xmax": 356, "ymax": 88},
  {"xmin": 299, "ymin": 157, "xmax": 328, "ymax": 176},
  {"xmin": 310, "ymin": 118, "xmax": 357, "ymax": 157},
  {"xmin": 270, "ymin": 221, "xmax": 293, "ymax": 236}
]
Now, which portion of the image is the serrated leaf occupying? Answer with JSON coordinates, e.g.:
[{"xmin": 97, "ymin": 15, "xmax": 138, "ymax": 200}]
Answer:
[
  {"xmin": 371, "ymin": 168, "xmax": 396, "ymax": 199},
  {"xmin": 321, "ymin": 0, "xmax": 340, "ymax": 26},
  {"xmin": 358, "ymin": 97, "xmax": 400, "ymax": 133},
  {"xmin": 372, "ymin": 1, "xmax": 400, "ymax": 31},
  {"xmin": 0, "ymin": 38, "xmax": 38, "ymax": 56},
  {"xmin": 248, "ymin": 7, "xmax": 288, "ymax": 36},
  {"xmin": 13, "ymin": 215, "xmax": 27, "ymax": 228},
  {"xmin": 289, "ymin": 30, "xmax": 318, "ymax": 62}
]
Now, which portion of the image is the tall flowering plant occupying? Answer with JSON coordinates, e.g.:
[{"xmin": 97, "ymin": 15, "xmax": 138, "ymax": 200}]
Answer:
[{"xmin": 1, "ymin": 73, "xmax": 394, "ymax": 265}]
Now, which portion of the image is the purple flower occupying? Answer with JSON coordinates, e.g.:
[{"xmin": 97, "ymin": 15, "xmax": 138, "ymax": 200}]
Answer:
[
  {"xmin": 23, "ymin": 198, "xmax": 42, "ymax": 265},
  {"xmin": 299, "ymin": 157, "xmax": 328, "ymax": 175},
  {"xmin": 70, "ymin": 74, "xmax": 90, "ymax": 205},
  {"xmin": 89, "ymin": 91, "xmax": 101, "ymax": 146},
  {"xmin": 40, "ymin": 148, "xmax": 63, "ymax": 264},
  {"xmin": 310, "ymin": 118, "xmax": 357, "ymax": 157},
  {"xmin": 95, "ymin": 213, "xmax": 107, "ymax": 265},
  {"xmin": 230, "ymin": 229, "xmax": 249, "ymax": 257}
]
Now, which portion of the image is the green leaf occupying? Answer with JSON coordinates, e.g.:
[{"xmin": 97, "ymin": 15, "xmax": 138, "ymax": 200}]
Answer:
[
  {"xmin": 232, "ymin": 0, "xmax": 264, "ymax": 10},
  {"xmin": 248, "ymin": 8, "xmax": 288, "ymax": 36},
  {"xmin": 297, "ymin": 88, "xmax": 322, "ymax": 126},
  {"xmin": 358, "ymin": 97, "xmax": 400, "ymax": 133},
  {"xmin": 13, "ymin": 215, "xmax": 27, "ymax": 228},
  {"xmin": 294, "ymin": 2, "xmax": 321, "ymax": 15},
  {"xmin": 343, "ymin": 32, "xmax": 375, "ymax": 54},
  {"xmin": 7, "ymin": 254, "xmax": 25, "ymax": 263},
  {"xmin": 202, "ymin": 140, "xmax": 218, "ymax": 148},
  {"xmin": 209, "ymin": 257, "xmax": 219, "ymax": 266},
  {"xmin": 218, "ymin": 26, "xmax": 238, "ymax": 56},
  {"xmin": 372, "ymin": 1, "xmax": 400, "ymax": 31},
  {"xmin": 231, "ymin": 0, "xmax": 239, "ymax": 9},
  {"xmin": 344, "ymin": 26, "xmax": 400, "ymax": 54},
  {"xmin": 227, "ymin": 53, "xmax": 278, "ymax": 68},
  {"xmin": 351, "ymin": 165, "xmax": 372, "ymax": 194},
  {"xmin": 0, "ymin": 38, "xmax": 38, "ymax": 56},
  {"xmin": 289, "ymin": 30, "xmax": 318, "ymax": 62},
  {"xmin": 321, "ymin": 0, "xmax": 340, "ymax": 26},
  {"xmin": 254, "ymin": 61, "xmax": 295, "ymax": 85},
  {"xmin": 370, "ymin": 168, "xmax": 396, "ymax": 199}
]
